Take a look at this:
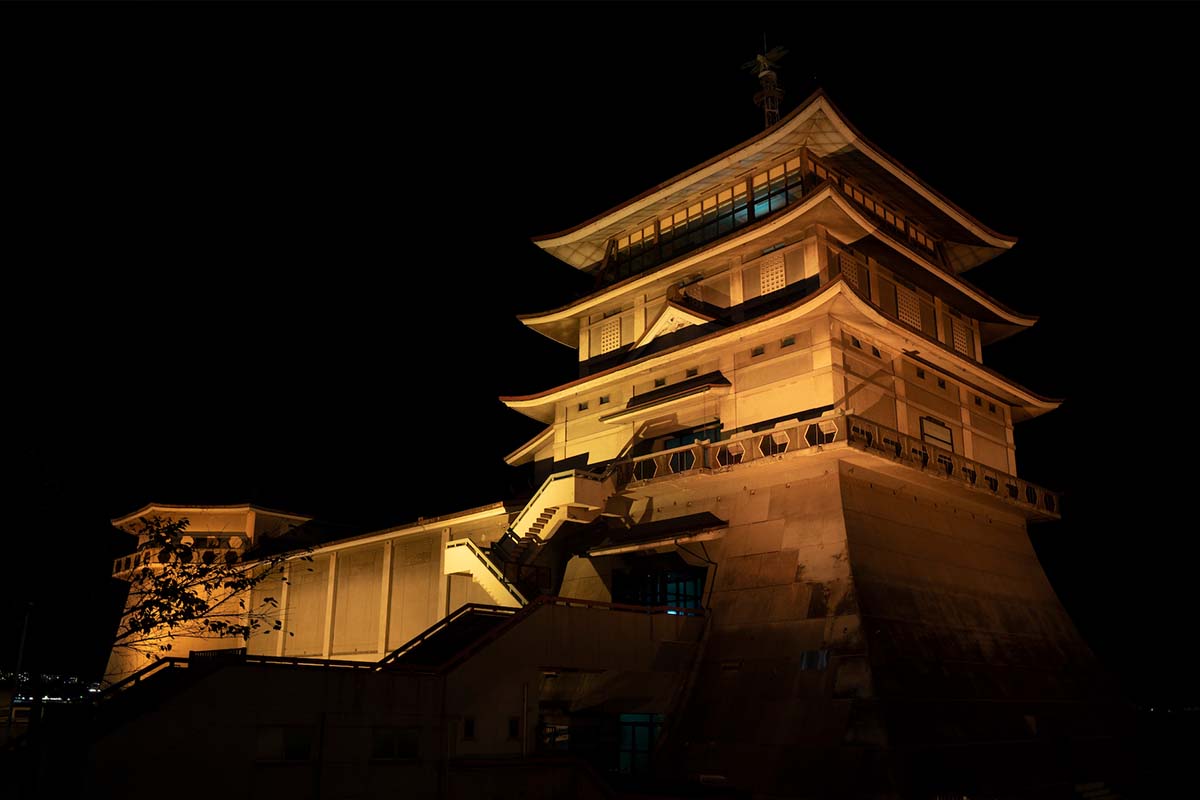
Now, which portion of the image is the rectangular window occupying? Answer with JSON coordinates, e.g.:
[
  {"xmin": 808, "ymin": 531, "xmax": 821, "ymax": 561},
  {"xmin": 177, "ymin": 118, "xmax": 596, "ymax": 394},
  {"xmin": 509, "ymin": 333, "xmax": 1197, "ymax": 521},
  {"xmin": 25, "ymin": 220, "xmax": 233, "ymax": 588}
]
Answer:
[
  {"xmin": 920, "ymin": 417, "xmax": 953, "ymax": 452},
  {"xmin": 654, "ymin": 377, "xmax": 666, "ymax": 388},
  {"xmin": 578, "ymin": 401, "xmax": 588, "ymax": 411},
  {"xmin": 781, "ymin": 335, "xmax": 795, "ymax": 347},
  {"xmin": 599, "ymin": 317, "xmax": 622, "ymax": 355},
  {"xmin": 255, "ymin": 726, "xmax": 313, "ymax": 762},
  {"xmin": 599, "ymin": 394, "xmax": 610, "ymax": 405},
  {"xmin": 617, "ymin": 713, "xmax": 664, "ymax": 775},
  {"xmin": 751, "ymin": 345, "xmax": 765, "ymax": 357},
  {"xmin": 799, "ymin": 649, "xmax": 830, "ymax": 671},
  {"xmin": 839, "ymin": 253, "xmax": 863, "ymax": 292},
  {"xmin": 371, "ymin": 726, "xmax": 419, "ymax": 760},
  {"xmin": 759, "ymin": 253, "xmax": 786, "ymax": 294},
  {"xmin": 613, "ymin": 567, "xmax": 705, "ymax": 610},
  {"xmin": 686, "ymin": 367, "xmax": 698, "ymax": 377}
]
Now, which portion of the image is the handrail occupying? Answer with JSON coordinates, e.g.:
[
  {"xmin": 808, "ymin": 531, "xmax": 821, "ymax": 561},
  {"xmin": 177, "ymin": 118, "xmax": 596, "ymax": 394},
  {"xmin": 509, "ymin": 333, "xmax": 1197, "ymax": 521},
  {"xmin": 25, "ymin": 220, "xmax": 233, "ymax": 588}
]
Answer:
[
  {"xmin": 380, "ymin": 595, "xmax": 705, "ymax": 674},
  {"xmin": 377, "ymin": 603, "xmax": 517, "ymax": 667},
  {"xmin": 242, "ymin": 654, "xmax": 378, "ymax": 671},
  {"xmin": 445, "ymin": 538, "xmax": 527, "ymax": 605},
  {"xmin": 100, "ymin": 657, "xmax": 189, "ymax": 700}
]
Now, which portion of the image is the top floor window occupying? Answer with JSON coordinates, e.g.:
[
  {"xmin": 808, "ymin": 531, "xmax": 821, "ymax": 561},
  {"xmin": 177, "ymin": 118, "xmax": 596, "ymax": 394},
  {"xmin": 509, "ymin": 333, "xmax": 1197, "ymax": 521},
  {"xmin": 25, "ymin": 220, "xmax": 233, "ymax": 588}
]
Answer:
[
  {"xmin": 920, "ymin": 416, "xmax": 953, "ymax": 452},
  {"xmin": 605, "ymin": 156, "xmax": 804, "ymax": 283}
]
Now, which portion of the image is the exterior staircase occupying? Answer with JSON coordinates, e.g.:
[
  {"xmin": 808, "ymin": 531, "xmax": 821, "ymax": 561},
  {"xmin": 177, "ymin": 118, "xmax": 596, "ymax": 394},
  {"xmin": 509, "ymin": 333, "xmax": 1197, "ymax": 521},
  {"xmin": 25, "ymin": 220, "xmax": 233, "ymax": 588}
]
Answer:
[
  {"xmin": 509, "ymin": 469, "xmax": 619, "ymax": 543},
  {"xmin": 443, "ymin": 538, "xmax": 526, "ymax": 607}
]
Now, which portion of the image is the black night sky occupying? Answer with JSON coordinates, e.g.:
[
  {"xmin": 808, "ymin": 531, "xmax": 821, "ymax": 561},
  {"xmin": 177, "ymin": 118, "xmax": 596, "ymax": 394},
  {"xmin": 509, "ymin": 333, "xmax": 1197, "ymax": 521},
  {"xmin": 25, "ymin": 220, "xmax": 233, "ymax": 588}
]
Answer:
[{"xmin": 3, "ymin": 1, "xmax": 1195, "ymax": 716}]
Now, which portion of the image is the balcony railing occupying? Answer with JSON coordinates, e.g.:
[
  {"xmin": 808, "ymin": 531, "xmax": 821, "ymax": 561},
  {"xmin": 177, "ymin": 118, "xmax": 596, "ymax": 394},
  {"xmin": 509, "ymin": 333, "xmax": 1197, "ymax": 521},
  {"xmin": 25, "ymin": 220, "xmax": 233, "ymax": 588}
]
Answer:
[
  {"xmin": 620, "ymin": 414, "xmax": 846, "ymax": 485},
  {"xmin": 844, "ymin": 416, "xmax": 1059, "ymax": 518},
  {"xmin": 617, "ymin": 414, "xmax": 1059, "ymax": 519}
]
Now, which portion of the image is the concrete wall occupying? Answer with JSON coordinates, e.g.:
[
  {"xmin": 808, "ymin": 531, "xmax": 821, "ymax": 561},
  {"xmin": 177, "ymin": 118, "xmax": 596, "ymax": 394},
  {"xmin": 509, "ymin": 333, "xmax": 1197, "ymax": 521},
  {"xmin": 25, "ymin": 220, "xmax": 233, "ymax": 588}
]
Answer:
[
  {"xmin": 446, "ymin": 603, "xmax": 704, "ymax": 761},
  {"xmin": 832, "ymin": 319, "xmax": 1016, "ymax": 473},
  {"xmin": 659, "ymin": 468, "xmax": 886, "ymax": 798},
  {"xmin": 88, "ymin": 664, "xmax": 442, "ymax": 800},
  {"xmin": 840, "ymin": 463, "xmax": 1119, "ymax": 795}
]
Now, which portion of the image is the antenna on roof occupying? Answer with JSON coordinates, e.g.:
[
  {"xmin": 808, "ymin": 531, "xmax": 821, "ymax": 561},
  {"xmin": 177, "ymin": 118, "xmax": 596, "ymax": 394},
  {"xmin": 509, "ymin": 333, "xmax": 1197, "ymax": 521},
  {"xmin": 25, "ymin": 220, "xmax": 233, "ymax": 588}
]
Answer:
[{"xmin": 742, "ymin": 38, "xmax": 787, "ymax": 129}]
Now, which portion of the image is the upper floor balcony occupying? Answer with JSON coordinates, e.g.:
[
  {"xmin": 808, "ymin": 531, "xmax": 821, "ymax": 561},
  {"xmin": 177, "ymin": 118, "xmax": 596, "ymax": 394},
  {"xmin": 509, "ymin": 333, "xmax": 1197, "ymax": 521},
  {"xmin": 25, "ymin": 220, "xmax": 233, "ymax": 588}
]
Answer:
[{"xmin": 611, "ymin": 413, "xmax": 1059, "ymax": 520}]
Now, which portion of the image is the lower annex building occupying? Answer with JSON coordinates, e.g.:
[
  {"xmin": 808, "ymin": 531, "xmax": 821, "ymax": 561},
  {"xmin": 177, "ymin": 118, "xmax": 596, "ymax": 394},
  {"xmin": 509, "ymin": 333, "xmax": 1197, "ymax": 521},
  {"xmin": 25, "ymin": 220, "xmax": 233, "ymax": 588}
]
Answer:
[{"xmin": 83, "ymin": 90, "xmax": 1124, "ymax": 799}]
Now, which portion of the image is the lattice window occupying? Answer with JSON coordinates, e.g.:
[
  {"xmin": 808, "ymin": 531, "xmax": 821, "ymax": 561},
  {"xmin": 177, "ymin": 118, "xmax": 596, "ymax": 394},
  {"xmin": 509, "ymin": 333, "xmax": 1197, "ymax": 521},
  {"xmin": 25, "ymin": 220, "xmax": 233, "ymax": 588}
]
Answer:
[
  {"xmin": 951, "ymin": 318, "xmax": 971, "ymax": 355},
  {"xmin": 599, "ymin": 318, "xmax": 621, "ymax": 354},
  {"xmin": 839, "ymin": 254, "xmax": 862, "ymax": 291},
  {"xmin": 897, "ymin": 285, "xmax": 922, "ymax": 328},
  {"xmin": 759, "ymin": 253, "xmax": 786, "ymax": 295}
]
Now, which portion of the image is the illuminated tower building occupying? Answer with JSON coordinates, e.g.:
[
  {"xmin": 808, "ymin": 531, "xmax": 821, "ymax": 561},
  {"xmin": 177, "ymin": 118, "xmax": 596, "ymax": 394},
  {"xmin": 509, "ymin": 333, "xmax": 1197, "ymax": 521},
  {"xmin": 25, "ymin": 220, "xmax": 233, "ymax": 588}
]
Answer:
[
  {"xmin": 493, "ymin": 89, "xmax": 1118, "ymax": 797},
  {"xmin": 87, "ymin": 90, "xmax": 1120, "ymax": 799}
]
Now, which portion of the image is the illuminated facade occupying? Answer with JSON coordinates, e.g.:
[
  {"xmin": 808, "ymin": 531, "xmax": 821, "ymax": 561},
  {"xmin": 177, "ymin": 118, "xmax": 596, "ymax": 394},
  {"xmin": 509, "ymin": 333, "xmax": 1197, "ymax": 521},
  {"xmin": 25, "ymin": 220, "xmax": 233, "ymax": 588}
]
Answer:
[{"xmin": 94, "ymin": 91, "xmax": 1121, "ymax": 799}]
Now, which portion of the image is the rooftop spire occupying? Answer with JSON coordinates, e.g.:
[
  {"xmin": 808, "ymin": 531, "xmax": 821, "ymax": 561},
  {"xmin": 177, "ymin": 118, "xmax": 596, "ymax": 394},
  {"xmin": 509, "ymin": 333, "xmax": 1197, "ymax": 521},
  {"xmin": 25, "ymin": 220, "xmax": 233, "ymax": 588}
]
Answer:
[{"xmin": 744, "ymin": 38, "xmax": 787, "ymax": 129}]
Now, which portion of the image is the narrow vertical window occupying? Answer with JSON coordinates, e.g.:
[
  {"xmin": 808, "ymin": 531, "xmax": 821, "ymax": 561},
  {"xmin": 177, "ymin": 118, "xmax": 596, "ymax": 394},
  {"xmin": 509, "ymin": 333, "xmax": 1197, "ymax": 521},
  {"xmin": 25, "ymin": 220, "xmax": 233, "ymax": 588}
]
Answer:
[
  {"xmin": 896, "ymin": 284, "xmax": 922, "ymax": 328},
  {"xmin": 951, "ymin": 317, "xmax": 971, "ymax": 356},
  {"xmin": 599, "ymin": 317, "xmax": 621, "ymax": 354}
]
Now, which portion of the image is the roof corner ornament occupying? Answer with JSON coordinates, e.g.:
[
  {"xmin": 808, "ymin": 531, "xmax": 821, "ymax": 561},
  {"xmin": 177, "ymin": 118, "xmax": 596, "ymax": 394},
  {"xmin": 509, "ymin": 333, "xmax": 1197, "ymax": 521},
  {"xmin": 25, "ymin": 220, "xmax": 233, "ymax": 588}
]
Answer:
[{"xmin": 744, "ymin": 39, "xmax": 787, "ymax": 130}]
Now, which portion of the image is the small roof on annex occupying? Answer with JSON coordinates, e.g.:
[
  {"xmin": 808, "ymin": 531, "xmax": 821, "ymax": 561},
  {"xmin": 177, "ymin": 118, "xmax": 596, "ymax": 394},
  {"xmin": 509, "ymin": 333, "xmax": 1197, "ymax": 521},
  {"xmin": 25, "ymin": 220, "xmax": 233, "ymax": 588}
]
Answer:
[
  {"xmin": 111, "ymin": 502, "xmax": 312, "ymax": 530},
  {"xmin": 532, "ymin": 89, "xmax": 1015, "ymax": 276}
]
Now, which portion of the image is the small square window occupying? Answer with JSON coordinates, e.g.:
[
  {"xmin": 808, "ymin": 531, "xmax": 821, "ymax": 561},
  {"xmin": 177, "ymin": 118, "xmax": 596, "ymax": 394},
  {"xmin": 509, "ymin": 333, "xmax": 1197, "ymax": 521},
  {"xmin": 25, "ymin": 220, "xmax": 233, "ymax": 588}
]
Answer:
[
  {"xmin": 686, "ymin": 367, "xmax": 698, "ymax": 377},
  {"xmin": 371, "ymin": 726, "xmax": 419, "ymax": 760},
  {"xmin": 871, "ymin": 346, "xmax": 880, "ymax": 358},
  {"xmin": 916, "ymin": 368, "xmax": 925, "ymax": 379},
  {"xmin": 599, "ymin": 395, "xmax": 610, "ymax": 405},
  {"xmin": 463, "ymin": 717, "xmax": 476, "ymax": 740},
  {"xmin": 781, "ymin": 335, "xmax": 795, "ymax": 347},
  {"xmin": 974, "ymin": 396, "xmax": 982, "ymax": 406},
  {"xmin": 577, "ymin": 401, "xmax": 588, "ymax": 411},
  {"xmin": 751, "ymin": 345, "xmax": 765, "ymax": 357},
  {"xmin": 654, "ymin": 377, "xmax": 666, "ymax": 388},
  {"xmin": 989, "ymin": 402, "xmax": 997, "ymax": 413},
  {"xmin": 937, "ymin": 378, "xmax": 946, "ymax": 389},
  {"xmin": 850, "ymin": 336, "xmax": 861, "ymax": 349}
]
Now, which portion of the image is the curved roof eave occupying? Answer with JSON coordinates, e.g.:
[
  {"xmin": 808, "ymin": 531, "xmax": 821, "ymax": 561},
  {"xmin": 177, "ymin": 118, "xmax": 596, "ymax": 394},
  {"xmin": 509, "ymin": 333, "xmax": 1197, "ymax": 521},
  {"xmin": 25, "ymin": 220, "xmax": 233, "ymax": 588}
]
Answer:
[
  {"xmin": 519, "ymin": 186, "xmax": 1036, "ymax": 337},
  {"xmin": 502, "ymin": 279, "xmax": 1057, "ymax": 423},
  {"xmin": 504, "ymin": 425, "xmax": 554, "ymax": 466},
  {"xmin": 532, "ymin": 89, "xmax": 1016, "ymax": 263}
]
